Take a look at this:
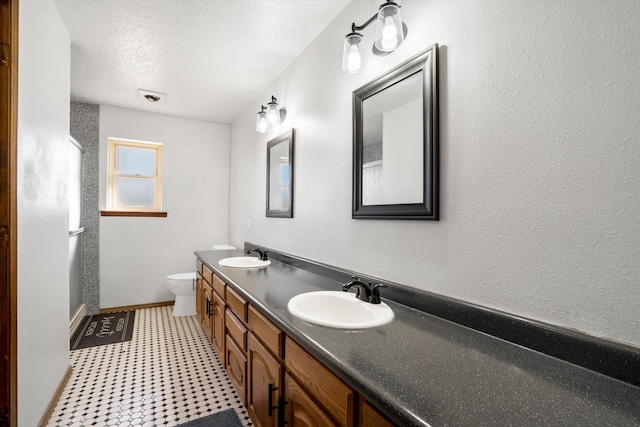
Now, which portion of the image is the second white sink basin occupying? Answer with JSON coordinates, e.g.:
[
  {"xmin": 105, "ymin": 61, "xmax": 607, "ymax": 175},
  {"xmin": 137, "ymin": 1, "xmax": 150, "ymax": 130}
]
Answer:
[
  {"xmin": 218, "ymin": 257, "xmax": 271, "ymax": 269},
  {"xmin": 288, "ymin": 291, "xmax": 394, "ymax": 329}
]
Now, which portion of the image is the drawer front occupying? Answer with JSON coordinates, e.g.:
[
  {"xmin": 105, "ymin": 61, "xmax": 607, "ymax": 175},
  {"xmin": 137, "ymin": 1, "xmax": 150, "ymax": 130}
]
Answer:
[
  {"xmin": 211, "ymin": 273, "xmax": 226, "ymax": 298},
  {"xmin": 285, "ymin": 338, "xmax": 354, "ymax": 427},
  {"xmin": 248, "ymin": 305, "xmax": 283, "ymax": 360},
  {"xmin": 226, "ymin": 309, "xmax": 248, "ymax": 352},
  {"xmin": 360, "ymin": 399, "xmax": 395, "ymax": 427},
  {"xmin": 226, "ymin": 286, "xmax": 248, "ymax": 323},
  {"xmin": 202, "ymin": 263, "xmax": 214, "ymax": 285}
]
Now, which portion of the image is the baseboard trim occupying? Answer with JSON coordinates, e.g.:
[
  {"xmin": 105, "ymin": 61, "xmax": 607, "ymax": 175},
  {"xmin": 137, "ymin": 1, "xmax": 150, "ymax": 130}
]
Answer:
[
  {"xmin": 69, "ymin": 303, "xmax": 87, "ymax": 337},
  {"xmin": 100, "ymin": 300, "xmax": 173, "ymax": 313},
  {"xmin": 39, "ymin": 365, "xmax": 73, "ymax": 427}
]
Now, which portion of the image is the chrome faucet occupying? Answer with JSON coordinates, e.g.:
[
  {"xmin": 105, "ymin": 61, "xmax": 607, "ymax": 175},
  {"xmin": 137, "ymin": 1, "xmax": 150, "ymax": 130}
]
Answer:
[
  {"xmin": 246, "ymin": 248, "xmax": 269, "ymax": 261},
  {"xmin": 342, "ymin": 276, "xmax": 372, "ymax": 302}
]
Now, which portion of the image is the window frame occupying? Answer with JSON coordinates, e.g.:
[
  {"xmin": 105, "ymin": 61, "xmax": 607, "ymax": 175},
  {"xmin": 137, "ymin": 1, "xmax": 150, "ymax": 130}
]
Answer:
[{"xmin": 106, "ymin": 138, "xmax": 163, "ymax": 213}]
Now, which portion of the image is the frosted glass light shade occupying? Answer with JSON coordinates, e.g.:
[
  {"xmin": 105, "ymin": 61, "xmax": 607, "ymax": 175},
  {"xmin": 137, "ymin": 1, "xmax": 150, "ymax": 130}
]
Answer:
[
  {"xmin": 374, "ymin": 3, "xmax": 404, "ymax": 52},
  {"xmin": 342, "ymin": 33, "xmax": 364, "ymax": 73},
  {"xmin": 267, "ymin": 99, "xmax": 281, "ymax": 124},
  {"xmin": 256, "ymin": 107, "xmax": 269, "ymax": 133}
]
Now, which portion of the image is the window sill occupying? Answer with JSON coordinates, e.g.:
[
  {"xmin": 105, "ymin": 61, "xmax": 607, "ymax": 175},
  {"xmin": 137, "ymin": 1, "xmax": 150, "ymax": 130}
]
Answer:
[{"xmin": 100, "ymin": 211, "xmax": 168, "ymax": 218}]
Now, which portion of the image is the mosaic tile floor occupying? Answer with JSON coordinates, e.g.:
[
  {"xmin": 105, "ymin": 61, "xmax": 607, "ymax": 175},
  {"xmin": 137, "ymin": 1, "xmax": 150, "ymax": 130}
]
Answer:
[{"xmin": 47, "ymin": 306, "xmax": 253, "ymax": 427}]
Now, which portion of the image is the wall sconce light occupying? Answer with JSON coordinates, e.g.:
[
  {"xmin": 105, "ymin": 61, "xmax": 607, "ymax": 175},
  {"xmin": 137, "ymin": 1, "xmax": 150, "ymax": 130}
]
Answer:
[
  {"xmin": 342, "ymin": 0, "xmax": 408, "ymax": 73},
  {"xmin": 256, "ymin": 96, "xmax": 287, "ymax": 133},
  {"xmin": 256, "ymin": 106, "xmax": 269, "ymax": 133}
]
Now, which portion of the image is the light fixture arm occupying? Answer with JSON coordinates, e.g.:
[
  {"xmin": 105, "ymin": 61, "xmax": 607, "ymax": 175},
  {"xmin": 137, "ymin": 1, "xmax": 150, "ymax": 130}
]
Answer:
[{"xmin": 350, "ymin": 0, "xmax": 400, "ymax": 33}]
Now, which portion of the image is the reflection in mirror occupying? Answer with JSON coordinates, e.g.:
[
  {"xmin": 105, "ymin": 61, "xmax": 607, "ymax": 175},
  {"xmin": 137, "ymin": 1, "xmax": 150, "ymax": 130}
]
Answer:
[
  {"xmin": 362, "ymin": 71, "xmax": 423, "ymax": 205},
  {"xmin": 353, "ymin": 44, "xmax": 438, "ymax": 220},
  {"xmin": 266, "ymin": 129, "xmax": 294, "ymax": 218}
]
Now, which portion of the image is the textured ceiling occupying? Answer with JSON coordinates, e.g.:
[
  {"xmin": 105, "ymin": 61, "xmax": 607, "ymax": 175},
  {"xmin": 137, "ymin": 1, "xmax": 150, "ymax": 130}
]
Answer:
[{"xmin": 53, "ymin": 0, "xmax": 351, "ymax": 123}]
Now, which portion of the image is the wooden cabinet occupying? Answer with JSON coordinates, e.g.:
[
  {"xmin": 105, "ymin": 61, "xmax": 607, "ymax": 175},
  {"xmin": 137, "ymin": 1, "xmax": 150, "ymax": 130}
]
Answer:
[
  {"xmin": 285, "ymin": 337, "xmax": 355, "ymax": 427},
  {"xmin": 358, "ymin": 398, "xmax": 394, "ymax": 427},
  {"xmin": 247, "ymin": 333, "xmax": 283, "ymax": 427},
  {"xmin": 195, "ymin": 274, "xmax": 203, "ymax": 320},
  {"xmin": 226, "ymin": 285, "xmax": 248, "ymax": 322},
  {"xmin": 202, "ymin": 280, "xmax": 213, "ymax": 342},
  {"xmin": 284, "ymin": 373, "xmax": 336, "ymax": 427},
  {"xmin": 195, "ymin": 259, "xmax": 395, "ymax": 427},
  {"xmin": 212, "ymin": 291, "xmax": 226, "ymax": 363},
  {"xmin": 226, "ymin": 333, "xmax": 248, "ymax": 404},
  {"xmin": 248, "ymin": 305, "xmax": 283, "ymax": 359}
]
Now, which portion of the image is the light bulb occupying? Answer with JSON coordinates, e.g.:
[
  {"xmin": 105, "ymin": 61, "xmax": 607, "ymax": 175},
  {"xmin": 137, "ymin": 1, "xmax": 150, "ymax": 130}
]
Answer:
[
  {"xmin": 380, "ymin": 36, "xmax": 398, "ymax": 51},
  {"xmin": 348, "ymin": 44, "xmax": 361, "ymax": 67},
  {"xmin": 258, "ymin": 118, "xmax": 268, "ymax": 131},
  {"xmin": 382, "ymin": 15, "xmax": 397, "ymax": 40},
  {"xmin": 267, "ymin": 98, "xmax": 281, "ymax": 124},
  {"xmin": 342, "ymin": 33, "xmax": 364, "ymax": 73},
  {"xmin": 267, "ymin": 109, "xmax": 279, "ymax": 124}
]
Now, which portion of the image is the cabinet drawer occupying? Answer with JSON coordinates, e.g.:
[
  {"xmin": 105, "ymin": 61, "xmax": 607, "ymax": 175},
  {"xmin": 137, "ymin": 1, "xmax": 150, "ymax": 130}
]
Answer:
[
  {"xmin": 248, "ymin": 305, "xmax": 283, "ymax": 360},
  {"xmin": 202, "ymin": 263, "xmax": 214, "ymax": 285},
  {"xmin": 285, "ymin": 338, "xmax": 355, "ymax": 427},
  {"xmin": 211, "ymin": 273, "xmax": 226, "ymax": 298},
  {"xmin": 226, "ymin": 286, "xmax": 248, "ymax": 323},
  {"xmin": 359, "ymin": 398, "xmax": 395, "ymax": 427},
  {"xmin": 226, "ymin": 309, "xmax": 247, "ymax": 352}
]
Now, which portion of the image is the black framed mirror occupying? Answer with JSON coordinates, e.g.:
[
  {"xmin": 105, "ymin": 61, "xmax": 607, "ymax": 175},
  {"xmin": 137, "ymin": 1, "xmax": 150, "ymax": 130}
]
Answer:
[
  {"xmin": 353, "ymin": 44, "xmax": 438, "ymax": 220},
  {"xmin": 266, "ymin": 128, "xmax": 294, "ymax": 218}
]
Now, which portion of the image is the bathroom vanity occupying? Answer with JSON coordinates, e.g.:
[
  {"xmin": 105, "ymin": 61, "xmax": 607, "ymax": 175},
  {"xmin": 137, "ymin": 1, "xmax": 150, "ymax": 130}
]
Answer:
[{"xmin": 195, "ymin": 245, "xmax": 640, "ymax": 427}]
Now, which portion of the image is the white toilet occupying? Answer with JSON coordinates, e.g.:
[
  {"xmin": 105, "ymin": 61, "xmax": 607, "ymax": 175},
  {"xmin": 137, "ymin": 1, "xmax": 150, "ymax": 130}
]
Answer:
[
  {"xmin": 166, "ymin": 272, "xmax": 197, "ymax": 317},
  {"xmin": 167, "ymin": 245, "xmax": 236, "ymax": 317}
]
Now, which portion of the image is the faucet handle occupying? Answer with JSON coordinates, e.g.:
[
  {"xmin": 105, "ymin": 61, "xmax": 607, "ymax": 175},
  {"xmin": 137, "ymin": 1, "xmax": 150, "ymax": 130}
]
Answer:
[{"xmin": 369, "ymin": 284, "xmax": 387, "ymax": 304}]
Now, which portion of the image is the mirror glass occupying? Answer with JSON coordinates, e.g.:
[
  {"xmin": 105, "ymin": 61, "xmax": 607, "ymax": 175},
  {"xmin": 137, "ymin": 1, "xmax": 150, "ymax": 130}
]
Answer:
[
  {"xmin": 353, "ymin": 44, "xmax": 438, "ymax": 220},
  {"xmin": 362, "ymin": 71, "xmax": 423, "ymax": 205},
  {"xmin": 266, "ymin": 129, "xmax": 294, "ymax": 218}
]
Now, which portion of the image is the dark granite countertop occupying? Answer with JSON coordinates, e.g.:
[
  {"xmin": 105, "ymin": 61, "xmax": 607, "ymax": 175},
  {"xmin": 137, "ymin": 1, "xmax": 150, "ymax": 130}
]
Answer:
[{"xmin": 195, "ymin": 250, "xmax": 640, "ymax": 426}]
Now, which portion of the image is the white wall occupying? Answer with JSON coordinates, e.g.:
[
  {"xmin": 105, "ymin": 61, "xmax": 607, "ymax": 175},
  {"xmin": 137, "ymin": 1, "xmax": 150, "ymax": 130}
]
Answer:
[
  {"xmin": 99, "ymin": 106, "xmax": 230, "ymax": 308},
  {"xmin": 17, "ymin": 0, "xmax": 71, "ymax": 424},
  {"xmin": 229, "ymin": 0, "xmax": 640, "ymax": 346}
]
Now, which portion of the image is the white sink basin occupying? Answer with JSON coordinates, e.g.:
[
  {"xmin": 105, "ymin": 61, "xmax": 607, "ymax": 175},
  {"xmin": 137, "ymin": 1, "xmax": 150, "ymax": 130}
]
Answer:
[
  {"xmin": 218, "ymin": 257, "xmax": 271, "ymax": 269},
  {"xmin": 288, "ymin": 291, "xmax": 394, "ymax": 329}
]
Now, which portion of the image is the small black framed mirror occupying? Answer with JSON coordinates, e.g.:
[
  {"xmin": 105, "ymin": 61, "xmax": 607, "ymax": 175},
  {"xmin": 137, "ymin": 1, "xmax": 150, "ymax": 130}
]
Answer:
[
  {"xmin": 353, "ymin": 44, "xmax": 439, "ymax": 220},
  {"xmin": 266, "ymin": 128, "xmax": 294, "ymax": 218}
]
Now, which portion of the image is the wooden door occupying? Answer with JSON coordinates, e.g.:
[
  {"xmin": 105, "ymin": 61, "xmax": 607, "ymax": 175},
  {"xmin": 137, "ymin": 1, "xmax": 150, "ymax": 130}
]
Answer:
[
  {"xmin": 212, "ymin": 291, "xmax": 226, "ymax": 362},
  {"xmin": 283, "ymin": 373, "xmax": 336, "ymax": 427},
  {"xmin": 226, "ymin": 334, "xmax": 247, "ymax": 404},
  {"xmin": 247, "ymin": 334, "xmax": 282, "ymax": 427},
  {"xmin": 0, "ymin": 0, "xmax": 18, "ymax": 425},
  {"xmin": 195, "ymin": 275, "xmax": 202, "ymax": 321},
  {"xmin": 202, "ymin": 283, "xmax": 213, "ymax": 341}
]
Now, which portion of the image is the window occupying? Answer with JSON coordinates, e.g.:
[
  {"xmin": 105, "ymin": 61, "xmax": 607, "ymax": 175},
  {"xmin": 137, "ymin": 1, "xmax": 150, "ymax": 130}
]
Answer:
[{"xmin": 107, "ymin": 138, "xmax": 163, "ymax": 213}]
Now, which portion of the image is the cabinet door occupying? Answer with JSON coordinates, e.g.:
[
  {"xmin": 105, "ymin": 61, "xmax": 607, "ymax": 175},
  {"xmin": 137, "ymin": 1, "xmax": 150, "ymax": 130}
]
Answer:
[
  {"xmin": 195, "ymin": 275, "xmax": 203, "ymax": 322},
  {"xmin": 212, "ymin": 291, "xmax": 226, "ymax": 363},
  {"xmin": 203, "ymin": 283, "xmax": 214, "ymax": 342},
  {"xmin": 226, "ymin": 334, "xmax": 247, "ymax": 405},
  {"xmin": 247, "ymin": 334, "xmax": 282, "ymax": 427},
  {"xmin": 284, "ymin": 373, "xmax": 336, "ymax": 427}
]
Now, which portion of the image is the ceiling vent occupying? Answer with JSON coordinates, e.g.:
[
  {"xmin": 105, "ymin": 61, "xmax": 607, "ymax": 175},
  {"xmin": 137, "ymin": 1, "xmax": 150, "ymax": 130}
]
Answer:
[{"xmin": 138, "ymin": 89, "xmax": 166, "ymax": 103}]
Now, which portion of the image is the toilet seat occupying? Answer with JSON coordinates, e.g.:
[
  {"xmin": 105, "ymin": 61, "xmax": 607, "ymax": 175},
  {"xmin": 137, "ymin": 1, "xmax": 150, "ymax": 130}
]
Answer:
[{"xmin": 167, "ymin": 272, "xmax": 197, "ymax": 281}]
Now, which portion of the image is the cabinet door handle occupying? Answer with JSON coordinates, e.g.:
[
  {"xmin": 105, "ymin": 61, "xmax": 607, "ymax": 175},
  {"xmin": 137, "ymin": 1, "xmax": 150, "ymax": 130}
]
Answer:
[
  {"xmin": 207, "ymin": 300, "xmax": 213, "ymax": 318},
  {"xmin": 268, "ymin": 383, "xmax": 279, "ymax": 417},
  {"xmin": 205, "ymin": 298, "xmax": 210, "ymax": 316},
  {"xmin": 277, "ymin": 397, "xmax": 288, "ymax": 427}
]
